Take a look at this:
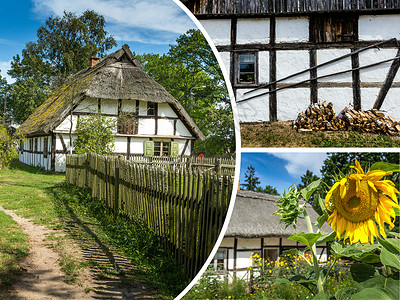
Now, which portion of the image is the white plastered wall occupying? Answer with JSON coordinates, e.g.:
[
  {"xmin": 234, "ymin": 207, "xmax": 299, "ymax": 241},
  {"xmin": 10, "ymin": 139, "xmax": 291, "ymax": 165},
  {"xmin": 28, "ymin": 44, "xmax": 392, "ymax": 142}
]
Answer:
[
  {"xmin": 158, "ymin": 119, "xmax": 175, "ymax": 136},
  {"xmin": 276, "ymin": 50, "xmax": 309, "ymax": 83},
  {"xmin": 317, "ymin": 49, "xmax": 352, "ymax": 83},
  {"xmin": 158, "ymin": 103, "xmax": 177, "ymax": 118},
  {"xmin": 236, "ymin": 89, "xmax": 269, "ymax": 122},
  {"xmin": 277, "ymin": 88, "xmax": 310, "ymax": 120},
  {"xmin": 236, "ymin": 18, "xmax": 270, "ymax": 44},
  {"xmin": 276, "ymin": 16, "xmax": 309, "ymax": 43},
  {"xmin": 200, "ymin": 19, "xmax": 231, "ymax": 46},
  {"xmin": 175, "ymin": 120, "xmax": 192, "ymax": 137},
  {"xmin": 359, "ymin": 15, "xmax": 400, "ymax": 41}
]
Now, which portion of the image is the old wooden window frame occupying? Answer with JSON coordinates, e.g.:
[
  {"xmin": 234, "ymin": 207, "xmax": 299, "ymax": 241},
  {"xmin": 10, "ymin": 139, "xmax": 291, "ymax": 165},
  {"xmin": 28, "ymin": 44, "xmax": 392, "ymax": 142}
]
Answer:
[
  {"xmin": 147, "ymin": 102, "xmax": 157, "ymax": 116},
  {"xmin": 310, "ymin": 13, "xmax": 358, "ymax": 43},
  {"xmin": 235, "ymin": 51, "xmax": 258, "ymax": 86}
]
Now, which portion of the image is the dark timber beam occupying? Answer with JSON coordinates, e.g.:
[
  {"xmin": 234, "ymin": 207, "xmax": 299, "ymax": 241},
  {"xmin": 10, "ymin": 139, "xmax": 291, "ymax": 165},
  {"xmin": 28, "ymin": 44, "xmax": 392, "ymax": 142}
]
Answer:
[{"xmin": 373, "ymin": 48, "xmax": 400, "ymax": 110}]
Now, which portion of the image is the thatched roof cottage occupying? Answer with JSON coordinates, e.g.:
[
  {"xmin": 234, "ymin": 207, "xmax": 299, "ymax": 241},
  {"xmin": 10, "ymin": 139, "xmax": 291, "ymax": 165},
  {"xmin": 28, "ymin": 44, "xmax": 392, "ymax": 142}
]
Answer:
[
  {"xmin": 18, "ymin": 45, "xmax": 204, "ymax": 172},
  {"xmin": 212, "ymin": 190, "xmax": 331, "ymax": 278}
]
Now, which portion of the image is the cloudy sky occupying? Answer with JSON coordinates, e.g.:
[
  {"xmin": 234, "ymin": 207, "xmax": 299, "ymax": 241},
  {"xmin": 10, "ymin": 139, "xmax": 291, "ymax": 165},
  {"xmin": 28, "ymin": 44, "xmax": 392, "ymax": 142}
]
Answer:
[
  {"xmin": 0, "ymin": 0, "xmax": 196, "ymax": 83},
  {"xmin": 240, "ymin": 152, "xmax": 329, "ymax": 195}
]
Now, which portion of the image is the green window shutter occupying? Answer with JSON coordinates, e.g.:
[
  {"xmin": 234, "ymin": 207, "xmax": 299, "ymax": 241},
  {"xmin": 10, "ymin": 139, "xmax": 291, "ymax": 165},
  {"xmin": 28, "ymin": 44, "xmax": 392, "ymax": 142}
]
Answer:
[
  {"xmin": 171, "ymin": 142, "xmax": 179, "ymax": 157},
  {"xmin": 144, "ymin": 141, "xmax": 154, "ymax": 157}
]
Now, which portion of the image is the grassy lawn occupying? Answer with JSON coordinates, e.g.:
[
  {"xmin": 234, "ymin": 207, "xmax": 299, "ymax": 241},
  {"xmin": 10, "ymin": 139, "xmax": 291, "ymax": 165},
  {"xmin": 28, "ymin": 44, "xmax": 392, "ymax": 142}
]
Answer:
[
  {"xmin": 241, "ymin": 121, "xmax": 400, "ymax": 147},
  {"xmin": 0, "ymin": 211, "xmax": 29, "ymax": 297},
  {"xmin": 0, "ymin": 161, "xmax": 187, "ymax": 298}
]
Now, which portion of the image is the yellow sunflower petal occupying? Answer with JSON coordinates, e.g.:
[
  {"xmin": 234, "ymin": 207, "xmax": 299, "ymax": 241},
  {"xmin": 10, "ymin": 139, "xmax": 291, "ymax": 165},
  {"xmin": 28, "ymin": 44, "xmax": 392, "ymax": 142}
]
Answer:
[
  {"xmin": 374, "ymin": 211, "xmax": 387, "ymax": 238},
  {"xmin": 340, "ymin": 178, "xmax": 348, "ymax": 199},
  {"xmin": 366, "ymin": 170, "xmax": 392, "ymax": 181},
  {"xmin": 367, "ymin": 180, "xmax": 378, "ymax": 192},
  {"xmin": 350, "ymin": 159, "xmax": 364, "ymax": 174},
  {"xmin": 325, "ymin": 182, "xmax": 340, "ymax": 211},
  {"xmin": 367, "ymin": 219, "xmax": 379, "ymax": 244},
  {"xmin": 335, "ymin": 214, "xmax": 346, "ymax": 239}
]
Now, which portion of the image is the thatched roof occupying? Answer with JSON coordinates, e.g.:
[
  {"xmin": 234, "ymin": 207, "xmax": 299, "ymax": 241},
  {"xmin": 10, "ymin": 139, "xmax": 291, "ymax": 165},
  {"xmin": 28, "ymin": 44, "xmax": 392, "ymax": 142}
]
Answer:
[
  {"xmin": 19, "ymin": 44, "xmax": 205, "ymax": 140},
  {"xmin": 225, "ymin": 190, "xmax": 332, "ymax": 238}
]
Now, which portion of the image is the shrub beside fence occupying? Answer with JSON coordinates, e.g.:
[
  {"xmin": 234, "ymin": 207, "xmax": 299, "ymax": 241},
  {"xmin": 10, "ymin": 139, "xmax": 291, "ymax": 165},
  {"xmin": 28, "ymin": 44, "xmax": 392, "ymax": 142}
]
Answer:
[{"xmin": 65, "ymin": 152, "xmax": 234, "ymax": 280}]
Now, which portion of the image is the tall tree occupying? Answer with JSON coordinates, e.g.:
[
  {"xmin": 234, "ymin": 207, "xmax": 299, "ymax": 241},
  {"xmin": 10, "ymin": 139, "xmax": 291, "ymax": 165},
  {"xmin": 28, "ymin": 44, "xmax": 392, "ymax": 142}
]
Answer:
[
  {"xmin": 256, "ymin": 184, "xmax": 280, "ymax": 195},
  {"xmin": 8, "ymin": 10, "xmax": 116, "ymax": 124},
  {"xmin": 0, "ymin": 73, "xmax": 9, "ymax": 125},
  {"xmin": 136, "ymin": 29, "xmax": 234, "ymax": 155},
  {"xmin": 241, "ymin": 165, "xmax": 260, "ymax": 191}
]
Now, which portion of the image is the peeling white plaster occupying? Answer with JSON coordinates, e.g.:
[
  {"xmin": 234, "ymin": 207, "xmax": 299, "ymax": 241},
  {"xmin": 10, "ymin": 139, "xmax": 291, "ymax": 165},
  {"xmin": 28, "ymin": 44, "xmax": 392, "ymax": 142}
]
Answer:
[
  {"xmin": 200, "ymin": 19, "xmax": 231, "ymax": 46},
  {"xmin": 236, "ymin": 18, "xmax": 270, "ymax": 44},
  {"xmin": 276, "ymin": 16, "xmax": 309, "ymax": 43}
]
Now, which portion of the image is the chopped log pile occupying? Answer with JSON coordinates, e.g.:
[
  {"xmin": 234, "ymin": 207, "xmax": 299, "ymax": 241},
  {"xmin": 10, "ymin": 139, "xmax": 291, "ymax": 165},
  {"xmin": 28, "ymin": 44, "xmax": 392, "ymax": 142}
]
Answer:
[{"xmin": 293, "ymin": 101, "xmax": 400, "ymax": 135}]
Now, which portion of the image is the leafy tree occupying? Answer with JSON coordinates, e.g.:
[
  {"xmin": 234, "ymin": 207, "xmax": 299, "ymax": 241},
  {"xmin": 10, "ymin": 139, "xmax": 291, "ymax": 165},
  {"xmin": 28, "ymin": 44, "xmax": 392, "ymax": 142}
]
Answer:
[
  {"xmin": 256, "ymin": 184, "xmax": 280, "ymax": 195},
  {"xmin": 241, "ymin": 165, "xmax": 260, "ymax": 191},
  {"xmin": 0, "ymin": 125, "xmax": 22, "ymax": 169},
  {"xmin": 8, "ymin": 10, "xmax": 116, "ymax": 124},
  {"xmin": 0, "ymin": 73, "xmax": 9, "ymax": 124},
  {"xmin": 74, "ymin": 115, "xmax": 115, "ymax": 155},
  {"xmin": 136, "ymin": 29, "xmax": 234, "ymax": 155}
]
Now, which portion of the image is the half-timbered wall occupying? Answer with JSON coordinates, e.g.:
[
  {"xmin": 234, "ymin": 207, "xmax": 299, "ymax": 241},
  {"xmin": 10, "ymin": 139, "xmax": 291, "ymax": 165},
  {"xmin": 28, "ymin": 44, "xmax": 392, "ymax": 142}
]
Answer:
[
  {"xmin": 200, "ymin": 13, "xmax": 400, "ymax": 122},
  {"xmin": 19, "ymin": 97, "xmax": 195, "ymax": 172},
  {"xmin": 213, "ymin": 237, "xmax": 328, "ymax": 280}
]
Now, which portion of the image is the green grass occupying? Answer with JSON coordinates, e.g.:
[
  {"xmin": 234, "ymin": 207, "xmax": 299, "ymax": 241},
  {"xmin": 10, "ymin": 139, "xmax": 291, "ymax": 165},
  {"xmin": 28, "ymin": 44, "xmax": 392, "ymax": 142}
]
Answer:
[
  {"xmin": 0, "ymin": 161, "xmax": 187, "ymax": 298},
  {"xmin": 0, "ymin": 211, "xmax": 29, "ymax": 296},
  {"xmin": 240, "ymin": 121, "xmax": 400, "ymax": 147}
]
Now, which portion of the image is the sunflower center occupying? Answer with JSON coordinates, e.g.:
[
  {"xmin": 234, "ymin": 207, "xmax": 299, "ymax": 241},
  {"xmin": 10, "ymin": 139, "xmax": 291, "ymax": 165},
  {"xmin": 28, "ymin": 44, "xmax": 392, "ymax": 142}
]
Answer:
[
  {"xmin": 333, "ymin": 179, "xmax": 379, "ymax": 223},
  {"xmin": 347, "ymin": 196, "xmax": 361, "ymax": 209}
]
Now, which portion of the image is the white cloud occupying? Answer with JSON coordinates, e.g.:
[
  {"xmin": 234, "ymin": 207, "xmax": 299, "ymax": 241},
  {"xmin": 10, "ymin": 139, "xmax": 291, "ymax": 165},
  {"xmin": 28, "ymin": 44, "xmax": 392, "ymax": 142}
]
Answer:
[
  {"xmin": 0, "ymin": 61, "xmax": 15, "ymax": 84},
  {"xmin": 32, "ymin": 0, "xmax": 196, "ymax": 44},
  {"xmin": 272, "ymin": 153, "xmax": 327, "ymax": 177}
]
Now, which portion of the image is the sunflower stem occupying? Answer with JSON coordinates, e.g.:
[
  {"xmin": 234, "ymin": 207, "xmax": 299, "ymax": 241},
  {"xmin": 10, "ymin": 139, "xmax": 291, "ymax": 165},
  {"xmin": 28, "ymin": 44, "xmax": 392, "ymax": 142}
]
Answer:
[{"xmin": 303, "ymin": 208, "xmax": 324, "ymax": 294}]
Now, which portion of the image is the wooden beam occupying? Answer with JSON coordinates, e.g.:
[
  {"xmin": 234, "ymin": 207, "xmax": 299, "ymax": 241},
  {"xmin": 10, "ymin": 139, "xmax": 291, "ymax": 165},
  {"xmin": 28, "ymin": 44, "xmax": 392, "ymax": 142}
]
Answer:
[
  {"xmin": 269, "ymin": 16, "xmax": 277, "ymax": 121},
  {"xmin": 351, "ymin": 48, "xmax": 361, "ymax": 110},
  {"xmin": 373, "ymin": 48, "xmax": 400, "ymax": 110}
]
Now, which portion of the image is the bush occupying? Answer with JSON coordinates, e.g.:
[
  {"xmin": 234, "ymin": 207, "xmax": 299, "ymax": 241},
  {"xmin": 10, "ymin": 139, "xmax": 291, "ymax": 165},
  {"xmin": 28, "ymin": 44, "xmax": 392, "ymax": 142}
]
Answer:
[{"xmin": 0, "ymin": 125, "xmax": 21, "ymax": 170}]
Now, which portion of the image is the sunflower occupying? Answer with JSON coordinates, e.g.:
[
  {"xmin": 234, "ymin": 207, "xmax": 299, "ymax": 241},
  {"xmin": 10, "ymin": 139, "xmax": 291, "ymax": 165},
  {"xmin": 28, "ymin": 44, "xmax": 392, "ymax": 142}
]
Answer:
[{"xmin": 325, "ymin": 159, "xmax": 399, "ymax": 244}]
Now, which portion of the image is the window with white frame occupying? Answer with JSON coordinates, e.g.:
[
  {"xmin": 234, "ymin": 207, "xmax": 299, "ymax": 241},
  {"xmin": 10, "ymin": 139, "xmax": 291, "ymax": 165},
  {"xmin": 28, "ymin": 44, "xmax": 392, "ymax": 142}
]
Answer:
[{"xmin": 212, "ymin": 248, "xmax": 227, "ymax": 273}]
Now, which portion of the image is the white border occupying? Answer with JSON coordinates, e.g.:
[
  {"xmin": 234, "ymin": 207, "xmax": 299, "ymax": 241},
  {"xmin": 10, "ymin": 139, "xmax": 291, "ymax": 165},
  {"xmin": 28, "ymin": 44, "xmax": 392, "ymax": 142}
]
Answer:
[{"xmin": 173, "ymin": 1, "xmax": 242, "ymax": 299}]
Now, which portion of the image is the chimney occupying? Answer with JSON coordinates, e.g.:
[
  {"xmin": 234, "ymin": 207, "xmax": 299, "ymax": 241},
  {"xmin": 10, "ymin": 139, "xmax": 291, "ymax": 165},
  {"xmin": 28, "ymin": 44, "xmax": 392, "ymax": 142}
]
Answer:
[{"xmin": 90, "ymin": 56, "xmax": 100, "ymax": 68}]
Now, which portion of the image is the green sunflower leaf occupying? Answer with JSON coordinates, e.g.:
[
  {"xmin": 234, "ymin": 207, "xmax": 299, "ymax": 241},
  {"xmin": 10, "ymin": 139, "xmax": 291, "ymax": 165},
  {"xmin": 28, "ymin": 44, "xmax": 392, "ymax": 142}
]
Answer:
[
  {"xmin": 350, "ymin": 263, "xmax": 377, "ymax": 282},
  {"xmin": 312, "ymin": 291, "xmax": 329, "ymax": 300},
  {"xmin": 289, "ymin": 232, "xmax": 323, "ymax": 249},
  {"xmin": 300, "ymin": 179, "xmax": 321, "ymax": 202},
  {"xmin": 351, "ymin": 288, "xmax": 392, "ymax": 300},
  {"xmin": 380, "ymin": 247, "xmax": 400, "ymax": 270},
  {"xmin": 315, "ymin": 231, "xmax": 336, "ymax": 245},
  {"xmin": 377, "ymin": 237, "xmax": 400, "ymax": 253},
  {"xmin": 369, "ymin": 162, "xmax": 400, "ymax": 173}
]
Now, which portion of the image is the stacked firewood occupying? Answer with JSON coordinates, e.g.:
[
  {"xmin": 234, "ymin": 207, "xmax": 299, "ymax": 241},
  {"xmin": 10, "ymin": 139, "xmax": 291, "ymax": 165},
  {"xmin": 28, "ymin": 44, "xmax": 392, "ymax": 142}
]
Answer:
[{"xmin": 293, "ymin": 101, "xmax": 400, "ymax": 135}]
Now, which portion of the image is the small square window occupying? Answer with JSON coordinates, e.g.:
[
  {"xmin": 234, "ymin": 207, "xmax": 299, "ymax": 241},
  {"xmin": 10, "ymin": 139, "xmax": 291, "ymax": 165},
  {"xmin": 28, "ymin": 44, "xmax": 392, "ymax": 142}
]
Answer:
[
  {"xmin": 237, "ymin": 53, "xmax": 257, "ymax": 84},
  {"xmin": 154, "ymin": 141, "xmax": 170, "ymax": 157},
  {"xmin": 264, "ymin": 248, "xmax": 279, "ymax": 262}
]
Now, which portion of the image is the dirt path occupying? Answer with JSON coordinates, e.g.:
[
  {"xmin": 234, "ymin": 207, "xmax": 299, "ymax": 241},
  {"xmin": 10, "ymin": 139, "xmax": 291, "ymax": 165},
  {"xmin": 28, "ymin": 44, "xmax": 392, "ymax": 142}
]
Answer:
[{"xmin": 0, "ymin": 207, "xmax": 157, "ymax": 299}]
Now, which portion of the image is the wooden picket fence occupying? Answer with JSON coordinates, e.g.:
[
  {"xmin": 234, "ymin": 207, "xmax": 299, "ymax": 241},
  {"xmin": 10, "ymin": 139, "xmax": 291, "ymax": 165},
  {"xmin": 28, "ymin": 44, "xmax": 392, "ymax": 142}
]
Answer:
[{"xmin": 65, "ymin": 152, "xmax": 234, "ymax": 280}]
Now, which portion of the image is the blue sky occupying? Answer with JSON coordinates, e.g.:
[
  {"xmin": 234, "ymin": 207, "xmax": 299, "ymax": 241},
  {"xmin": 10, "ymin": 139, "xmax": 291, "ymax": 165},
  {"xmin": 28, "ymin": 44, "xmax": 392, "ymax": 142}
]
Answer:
[
  {"xmin": 0, "ymin": 0, "xmax": 196, "ymax": 83},
  {"xmin": 240, "ymin": 152, "xmax": 329, "ymax": 195}
]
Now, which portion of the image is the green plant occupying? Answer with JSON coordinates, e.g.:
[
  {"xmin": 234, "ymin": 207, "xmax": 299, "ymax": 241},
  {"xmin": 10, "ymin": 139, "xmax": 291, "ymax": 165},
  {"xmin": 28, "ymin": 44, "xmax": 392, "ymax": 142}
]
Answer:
[
  {"xmin": 74, "ymin": 114, "xmax": 115, "ymax": 155},
  {"xmin": 273, "ymin": 160, "xmax": 399, "ymax": 299}
]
